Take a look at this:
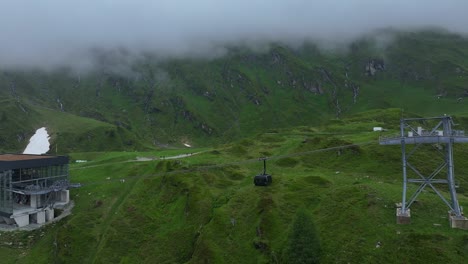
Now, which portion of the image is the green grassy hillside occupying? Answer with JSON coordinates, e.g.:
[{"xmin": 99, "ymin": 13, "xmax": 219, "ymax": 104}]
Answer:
[
  {"xmin": 0, "ymin": 99, "xmax": 145, "ymax": 153},
  {"xmin": 1, "ymin": 109, "xmax": 468, "ymax": 263}
]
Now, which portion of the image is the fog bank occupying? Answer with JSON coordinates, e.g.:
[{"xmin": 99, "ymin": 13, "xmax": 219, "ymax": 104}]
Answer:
[{"xmin": 1, "ymin": 0, "xmax": 467, "ymax": 71}]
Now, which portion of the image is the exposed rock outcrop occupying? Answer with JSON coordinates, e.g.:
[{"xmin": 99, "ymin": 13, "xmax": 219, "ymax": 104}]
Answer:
[{"xmin": 365, "ymin": 59, "xmax": 385, "ymax": 76}]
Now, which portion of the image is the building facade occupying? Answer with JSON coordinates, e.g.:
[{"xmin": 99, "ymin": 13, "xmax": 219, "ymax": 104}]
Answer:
[{"xmin": 0, "ymin": 154, "xmax": 73, "ymax": 227}]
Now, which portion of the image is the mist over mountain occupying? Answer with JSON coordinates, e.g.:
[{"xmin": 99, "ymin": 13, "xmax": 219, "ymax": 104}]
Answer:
[
  {"xmin": 1, "ymin": 0, "xmax": 468, "ymax": 71},
  {"xmin": 3, "ymin": 2, "xmax": 468, "ymax": 263}
]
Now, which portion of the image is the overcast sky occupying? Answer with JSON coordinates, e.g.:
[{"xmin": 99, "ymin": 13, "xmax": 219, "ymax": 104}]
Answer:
[{"xmin": 1, "ymin": 0, "xmax": 468, "ymax": 71}]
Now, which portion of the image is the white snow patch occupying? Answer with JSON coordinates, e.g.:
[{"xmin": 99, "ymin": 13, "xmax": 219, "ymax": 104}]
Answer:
[{"xmin": 23, "ymin": 127, "xmax": 50, "ymax": 154}]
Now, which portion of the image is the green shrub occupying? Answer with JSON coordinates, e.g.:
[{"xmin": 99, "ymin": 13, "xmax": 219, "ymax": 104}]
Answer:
[{"xmin": 283, "ymin": 209, "xmax": 321, "ymax": 264}]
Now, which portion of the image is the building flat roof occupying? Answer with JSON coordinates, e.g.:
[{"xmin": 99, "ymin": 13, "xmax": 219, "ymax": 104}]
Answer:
[
  {"xmin": 0, "ymin": 154, "xmax": 56, "ymax": 161},
  {"xmin": 0, "ymin": 154, "xmax": 68, "ymax": 171}
]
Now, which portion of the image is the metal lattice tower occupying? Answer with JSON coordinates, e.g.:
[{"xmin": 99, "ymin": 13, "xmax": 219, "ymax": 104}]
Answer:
[{"xmin": 380, "ymin": 116, "xmax": 468, "ymax": 228}]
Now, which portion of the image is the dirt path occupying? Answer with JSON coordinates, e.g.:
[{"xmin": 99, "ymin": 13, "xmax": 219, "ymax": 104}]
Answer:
[
  {"xmin": 135, "ymin": 152, "xmax": 202, "ymax": 161},
  {"xmin": 72, "ymin": 152, "xmax": 204, "ymax": 171}
]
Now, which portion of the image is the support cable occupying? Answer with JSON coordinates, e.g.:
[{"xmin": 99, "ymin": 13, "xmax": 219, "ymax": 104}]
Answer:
[{"xmin": 73, "ymin": 140, "xmax": 376, "ymax": 188}]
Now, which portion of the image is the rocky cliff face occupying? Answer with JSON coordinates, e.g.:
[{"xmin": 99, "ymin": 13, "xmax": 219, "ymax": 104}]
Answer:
[{"xmin": 365, "ymin": 58, "xmax": 385, "ymax": 76}]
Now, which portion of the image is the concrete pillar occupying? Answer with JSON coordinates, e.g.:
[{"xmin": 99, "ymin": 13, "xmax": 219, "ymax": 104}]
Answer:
[
  {"xmin": 396, "ymin": 208, "xmax": 411, "ymax": 224},
  {"xmin": 60, "ymin": 190, "xmax": 70, "ymax": 203},
  {"xmin": 30, "ymin": 195, "xmax": 38, "ymax": 208},
  {"xmin": 449, "ymin": 213, "xmax": 468, "ymax": 230},
  {"xmin": 14, "ymin": 215, "xmax": 29, "ymax": 227},
  {"xmin": 36, "ymin": 211, "xmax": 46, "ymax": 224},
  {"xmin": 45, "ymin": 209, "xmax": 54, "ymax": 222}
]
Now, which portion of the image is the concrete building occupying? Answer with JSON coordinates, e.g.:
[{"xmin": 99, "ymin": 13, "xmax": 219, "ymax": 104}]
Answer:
[{"xmin": 0, "ymin": 154, "xmax": 75, "ymax": 227}]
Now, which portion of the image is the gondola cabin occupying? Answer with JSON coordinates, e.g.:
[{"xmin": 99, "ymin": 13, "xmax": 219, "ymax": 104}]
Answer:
[
  {"xmin": 254, "ymin": 158, "xmax": 272, "ymax": 186},
  {"xmin": 254, "ymin": 173, "xmax": 272, "ymax": 186}
]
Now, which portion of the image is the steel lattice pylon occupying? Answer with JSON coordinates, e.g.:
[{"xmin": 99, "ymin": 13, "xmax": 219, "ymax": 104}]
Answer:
[{"xmin": 380, "ymin": 116, "xmax": 468, "ymax": 225}]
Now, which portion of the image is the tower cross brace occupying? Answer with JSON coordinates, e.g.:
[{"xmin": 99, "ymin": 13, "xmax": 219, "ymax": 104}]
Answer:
[{"xmin": 380, "ymin": 116, "xmax": 468, "ymax": 227}]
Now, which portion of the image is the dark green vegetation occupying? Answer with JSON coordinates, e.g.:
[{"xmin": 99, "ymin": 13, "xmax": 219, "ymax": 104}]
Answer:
[
  {"xmin": 1, "ymin": 30, "xmax": 468, "ymax": 263},
  {"xmin": 284, "ymin": 209, "xmax": 321, "ymax": 263}
]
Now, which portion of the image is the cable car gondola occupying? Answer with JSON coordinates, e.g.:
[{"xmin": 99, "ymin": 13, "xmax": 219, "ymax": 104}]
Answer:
[{"xmin": 254, "ymin": 158, "xmax": 272, "ymax": 186}]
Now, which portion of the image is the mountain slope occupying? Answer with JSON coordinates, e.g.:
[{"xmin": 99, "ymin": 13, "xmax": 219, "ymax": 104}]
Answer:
[
  {"xmin": 0, "ymin": 98, "xmax": 143, "ymax": 153},
  {"xmin": 2, "ymin": 109, "xmax": 468, "ymax": 263},
  {"xmin": 1, "ymin": 30, "xmax": 468, "ymax": 153}
]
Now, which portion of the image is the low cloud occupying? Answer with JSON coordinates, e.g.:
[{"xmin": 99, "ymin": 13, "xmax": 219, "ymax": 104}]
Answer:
[{"xmin": 1, "ymin": 0, "xmax": 468, "ymax": 71}]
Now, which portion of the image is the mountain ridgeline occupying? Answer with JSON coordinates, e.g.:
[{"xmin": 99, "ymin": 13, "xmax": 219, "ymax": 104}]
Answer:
[{"xmin": 1, "ymin": 30, "xmax": 468, "ymax": 153}]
